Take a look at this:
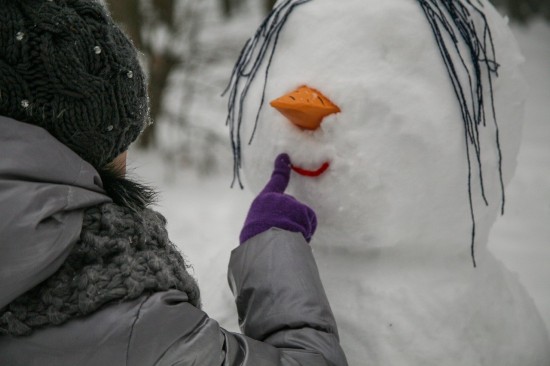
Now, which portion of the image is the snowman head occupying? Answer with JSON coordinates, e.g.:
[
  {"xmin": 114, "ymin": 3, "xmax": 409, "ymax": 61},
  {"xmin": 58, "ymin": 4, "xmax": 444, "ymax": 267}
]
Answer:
[{"xmin": 226, "ymin": 0, "xmax": 525, "ymax": 263}]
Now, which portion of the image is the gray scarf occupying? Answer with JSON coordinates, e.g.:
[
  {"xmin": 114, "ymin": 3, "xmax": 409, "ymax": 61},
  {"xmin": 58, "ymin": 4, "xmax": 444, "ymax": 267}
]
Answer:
[{"xmin": 0, "ymin": 202, "xmax": 201, "ymax": 336}]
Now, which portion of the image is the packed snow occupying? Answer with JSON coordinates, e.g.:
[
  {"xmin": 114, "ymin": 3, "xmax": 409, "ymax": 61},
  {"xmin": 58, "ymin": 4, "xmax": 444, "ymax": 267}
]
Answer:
[{"xmin": 130, "ymin": 2, "xmax": 550, "ymax": 365}]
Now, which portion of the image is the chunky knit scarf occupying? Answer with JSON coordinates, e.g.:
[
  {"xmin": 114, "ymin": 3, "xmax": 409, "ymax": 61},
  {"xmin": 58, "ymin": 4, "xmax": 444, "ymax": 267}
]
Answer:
[{"xmin": 0, "ymin": 203, "xmax": 201, "ymax": 336}]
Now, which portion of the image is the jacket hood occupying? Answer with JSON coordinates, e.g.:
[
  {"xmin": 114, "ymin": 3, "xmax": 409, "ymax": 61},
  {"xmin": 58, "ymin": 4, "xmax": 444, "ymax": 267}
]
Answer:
[{"xmin": 0, "ymin": 116, "xmax": 111, "ymax": 309}]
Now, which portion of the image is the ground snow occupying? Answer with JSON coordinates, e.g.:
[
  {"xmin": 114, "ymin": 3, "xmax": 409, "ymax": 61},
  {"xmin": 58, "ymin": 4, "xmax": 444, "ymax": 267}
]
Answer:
[{"xmin": 488, "ymin": 19, "xmax": 550, "ymax": 333}]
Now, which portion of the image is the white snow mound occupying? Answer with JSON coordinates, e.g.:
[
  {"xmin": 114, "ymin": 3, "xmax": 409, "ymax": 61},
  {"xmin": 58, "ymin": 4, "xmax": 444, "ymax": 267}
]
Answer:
[{"xmin": 232, "ymin": 0, "xmax": 550, "ymax": 364}]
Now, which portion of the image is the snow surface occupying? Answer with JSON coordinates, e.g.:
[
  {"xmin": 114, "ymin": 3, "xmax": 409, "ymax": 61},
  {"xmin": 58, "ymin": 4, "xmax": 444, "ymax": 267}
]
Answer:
[
  {"xmin": 488, "ymin": 19, "xmax": 550, "ymax": 333},
  {"xmin": 130, "ymin": 8, "xmax": 550, "ymax": 366}
]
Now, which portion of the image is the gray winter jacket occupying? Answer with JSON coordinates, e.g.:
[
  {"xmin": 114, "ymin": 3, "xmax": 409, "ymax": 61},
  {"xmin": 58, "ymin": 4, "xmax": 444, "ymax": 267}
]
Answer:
[{"xmin": 0, "ymin": 116, "xmax": 347, "ymax": 366}]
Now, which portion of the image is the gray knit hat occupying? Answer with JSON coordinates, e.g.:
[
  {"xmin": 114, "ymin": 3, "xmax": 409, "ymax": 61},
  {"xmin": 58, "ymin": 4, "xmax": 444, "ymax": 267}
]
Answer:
[{"xmin": 0, "ymin": 0, "xmax": 149, "ymax": 169}]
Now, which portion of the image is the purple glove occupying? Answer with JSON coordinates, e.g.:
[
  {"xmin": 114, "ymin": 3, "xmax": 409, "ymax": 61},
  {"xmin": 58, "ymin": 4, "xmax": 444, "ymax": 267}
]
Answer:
[{"xmin": 240, "ymin": 154, "xmax": 317, "ymax": 244}]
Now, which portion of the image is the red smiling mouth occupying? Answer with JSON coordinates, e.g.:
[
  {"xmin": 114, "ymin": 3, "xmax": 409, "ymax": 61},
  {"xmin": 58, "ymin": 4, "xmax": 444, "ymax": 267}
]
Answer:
[{"xmin": 291, "ymin": 162, "xmax": 330, "ymax": 177}]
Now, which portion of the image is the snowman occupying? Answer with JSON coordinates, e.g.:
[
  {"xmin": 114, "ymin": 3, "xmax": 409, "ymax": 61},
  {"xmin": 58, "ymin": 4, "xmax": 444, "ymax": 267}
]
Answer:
[{"xmin": 224, "ymin": 0, "xmax": 550, "ymax": 365}]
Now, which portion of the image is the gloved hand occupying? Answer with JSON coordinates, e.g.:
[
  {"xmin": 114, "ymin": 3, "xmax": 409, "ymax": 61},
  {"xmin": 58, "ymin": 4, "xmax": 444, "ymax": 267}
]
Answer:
[{"xmin": 240, "ymin": 154, "xmax": 317, "ymax": 244}]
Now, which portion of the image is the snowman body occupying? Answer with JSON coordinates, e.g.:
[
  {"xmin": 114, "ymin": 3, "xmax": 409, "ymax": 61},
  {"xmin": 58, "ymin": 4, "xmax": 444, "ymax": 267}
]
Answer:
[
  {"xmin": 229, "ymin": 0, "xmax": 550, "ymax": 364},
  {"xmin": 313, "ymin": 245, "xmax": 549, "ymax": 365}
]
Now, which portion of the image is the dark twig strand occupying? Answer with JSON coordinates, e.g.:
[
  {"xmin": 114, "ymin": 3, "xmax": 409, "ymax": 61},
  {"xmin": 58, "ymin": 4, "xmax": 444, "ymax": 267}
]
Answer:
[
  {"xmin": 417, "ymin": 0, "xmax": 502, "ymax": 267},
  {"xmin": 223, "ymin": 0, "xmax": 312, "ymax": 188}
]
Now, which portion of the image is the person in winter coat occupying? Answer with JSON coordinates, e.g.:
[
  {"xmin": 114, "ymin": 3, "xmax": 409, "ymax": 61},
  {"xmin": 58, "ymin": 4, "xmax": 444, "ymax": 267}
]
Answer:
[{"xmin": 0, "ymin": 1, "xmax": 348, "ymax": 365}]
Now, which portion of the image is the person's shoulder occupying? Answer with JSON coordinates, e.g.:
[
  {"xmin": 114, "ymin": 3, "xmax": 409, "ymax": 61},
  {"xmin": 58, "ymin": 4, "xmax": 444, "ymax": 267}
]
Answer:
[
  {"xmin": 127, "ymin": 290, "xmax": 225, "ymax": 366},
  {"xmin": 0, "ymin": 294, "xmax": 150, "ymax": 366}
]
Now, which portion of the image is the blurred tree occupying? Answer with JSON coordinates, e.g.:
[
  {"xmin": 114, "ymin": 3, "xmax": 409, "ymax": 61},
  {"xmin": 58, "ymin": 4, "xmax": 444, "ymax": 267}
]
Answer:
[
  {"xmin": 220, "ymin": 0, "xmax": 242, "ymax": 17},
  {"xmin": 490, "ymin": 0, "xmax": 550, "ymax": 22},
  {"xmin": 220, "ymin": 0, "xmax": 276, "ymax": 18},
  {"xmin": 264, "ymin": 0, "xmax": 276, "ymax": 13},
  {"xmin": 105, "ymin": 0, "xmax": 202, "ymax": 148}
]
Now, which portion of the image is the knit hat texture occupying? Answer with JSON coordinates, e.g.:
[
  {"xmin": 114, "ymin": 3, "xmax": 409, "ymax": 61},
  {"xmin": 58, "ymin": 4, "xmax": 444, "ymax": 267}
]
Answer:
[{"xmin": 0, "ymin": 0, "xmax": 149, "ymax": 169}]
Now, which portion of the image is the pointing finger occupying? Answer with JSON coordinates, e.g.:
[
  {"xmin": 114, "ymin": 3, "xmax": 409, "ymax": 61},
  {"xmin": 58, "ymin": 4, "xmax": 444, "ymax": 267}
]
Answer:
[{"xmin": 261, "ymin": 153, "xmax": 292, "ymax": 194}]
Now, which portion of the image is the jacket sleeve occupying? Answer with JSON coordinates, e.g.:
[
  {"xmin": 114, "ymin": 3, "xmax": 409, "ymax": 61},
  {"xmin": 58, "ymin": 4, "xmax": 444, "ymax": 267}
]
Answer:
[
  {"xmin": 227, "ymin": 228, "xmax": 347, "ymax": 366},
  {"xmin": 127, "ymin": 228, "xmax": 347, "ymax": 366}
]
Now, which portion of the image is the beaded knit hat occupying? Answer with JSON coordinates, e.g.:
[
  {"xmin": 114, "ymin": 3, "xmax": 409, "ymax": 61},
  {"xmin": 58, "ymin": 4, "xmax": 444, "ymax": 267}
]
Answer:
[{"xmin": 0, "ymin": 0, "xmax": 149, "ymax": 169}]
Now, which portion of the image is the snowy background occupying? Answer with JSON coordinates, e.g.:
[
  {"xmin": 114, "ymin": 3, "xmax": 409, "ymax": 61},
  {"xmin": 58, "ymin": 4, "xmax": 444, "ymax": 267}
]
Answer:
[{"xmin": 128, "ymin": 10, "xmax": 550, "ymax": 335}]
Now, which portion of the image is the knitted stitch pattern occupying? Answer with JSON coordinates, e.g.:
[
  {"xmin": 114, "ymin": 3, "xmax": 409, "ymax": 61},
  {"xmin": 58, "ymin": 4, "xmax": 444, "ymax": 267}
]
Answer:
[
  {"xmin": 0, "ymin": 0, "xmax": 149, "ymax": 169},
  {"xmin": 0, "ymin": 203, "xmax": 201, "ymax": 336}
]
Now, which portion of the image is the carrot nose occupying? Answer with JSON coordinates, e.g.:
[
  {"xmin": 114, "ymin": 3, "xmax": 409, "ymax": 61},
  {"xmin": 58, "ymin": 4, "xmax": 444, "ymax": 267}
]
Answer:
[{"xmin": 270, "ymin": 86, "xmax": 340, "ymax": 130}]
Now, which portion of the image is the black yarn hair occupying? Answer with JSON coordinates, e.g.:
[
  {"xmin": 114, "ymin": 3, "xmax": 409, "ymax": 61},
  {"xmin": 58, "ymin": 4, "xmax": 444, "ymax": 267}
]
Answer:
[
  {"xmin": 416, "ymin": 0, "xmax": 503, "ymax": 267},
  {"xmin": 97, "ymin": 165, "xmax": 158, "ymax": 214},
  {"xmin": 225, "ymin": 0, "xmax": 503, "ymax": 267},
  {"xmin": 223, "ymin": 0, "xmax": 313, "ymax": 189}
]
